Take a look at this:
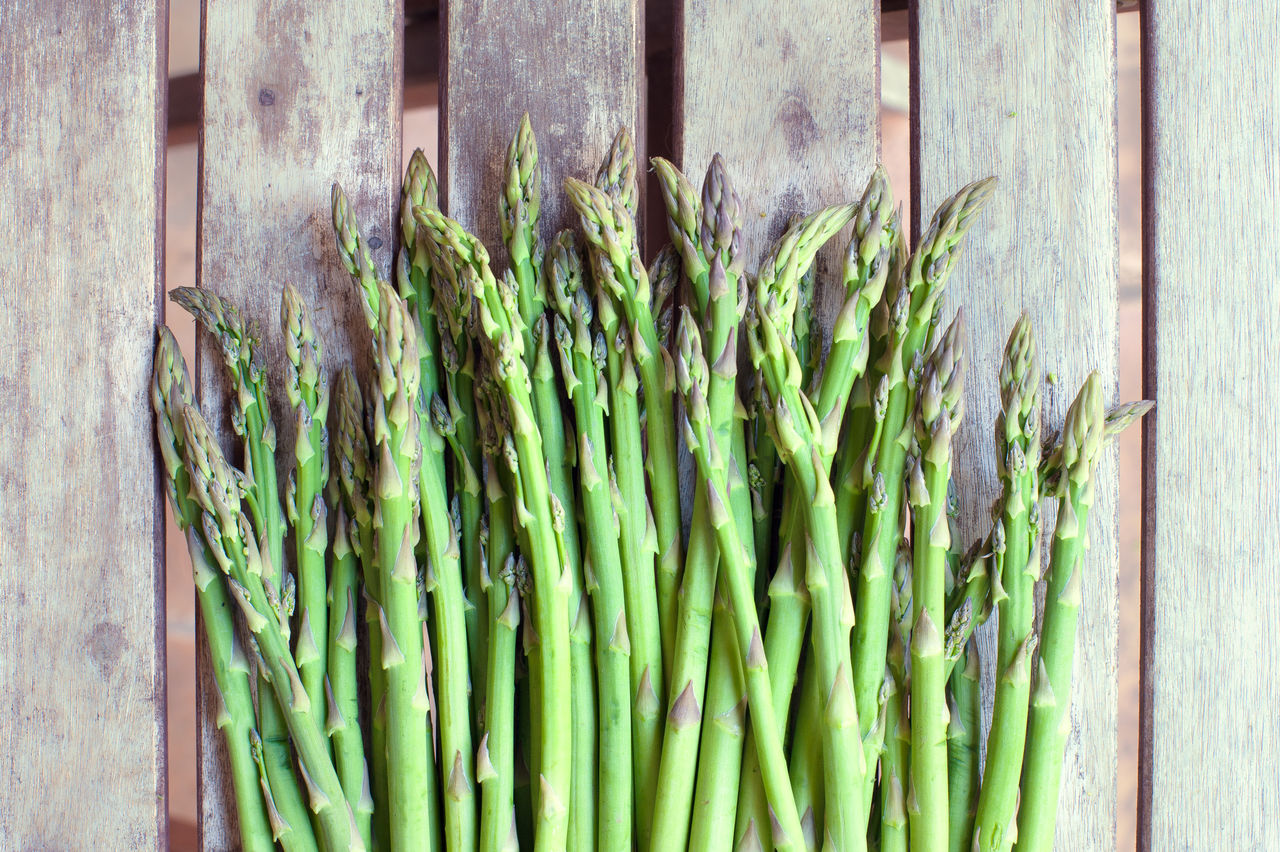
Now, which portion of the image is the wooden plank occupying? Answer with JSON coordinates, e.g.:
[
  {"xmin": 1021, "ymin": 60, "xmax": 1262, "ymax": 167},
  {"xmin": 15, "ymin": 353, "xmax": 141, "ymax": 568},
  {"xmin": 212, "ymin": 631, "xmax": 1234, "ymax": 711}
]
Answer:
[
  {"xmin": 196, "ymin": 1, "xmax": 403, "ymax": 846},
  {"xmin": 1140, "ymin": 3, "xmax": 1280, "ymax": 848},
  {"xmin": 440, "ymin": 0, "xmax": 643, "ymax": 253},
  {"xmin": 0, "ymin": 1, "xmax": 167, "ymax": 847},
  {"xmin": 913, "ymin": 2, "xmax": 1119, "ymax": 848},
  {"xmin": 676, "ymin": 0, "xmax": 880, "ymax": 288}
]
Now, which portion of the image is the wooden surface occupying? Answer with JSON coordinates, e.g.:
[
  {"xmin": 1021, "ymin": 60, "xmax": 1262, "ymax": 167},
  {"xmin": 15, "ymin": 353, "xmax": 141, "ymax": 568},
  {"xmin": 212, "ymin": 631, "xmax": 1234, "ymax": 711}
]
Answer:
[
  {"xmin": 676, "ymin": 0, "xmax": 880, "ymax": 297},
  {"xmin": 440, "ymin": 0, "xmax": 643, "ymax": 256},
  {"xmin": 196, "ymin": 1, "xmax": 402, "ymax": 846},
  {"xmin": 913, "ymin": 2, "xmax": 1119, "ymax": 848},
  {"xmin": 0, "ymin": 1, "xmax": 167, "ymax": 847},
  {"xmin": 1140, "ymin": 3, "xmax": 1280, "ymax": 848}
]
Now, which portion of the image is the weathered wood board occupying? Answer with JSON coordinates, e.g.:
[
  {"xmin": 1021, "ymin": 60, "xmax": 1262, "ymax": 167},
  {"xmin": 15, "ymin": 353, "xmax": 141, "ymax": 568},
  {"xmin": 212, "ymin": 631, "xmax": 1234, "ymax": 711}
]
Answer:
[
  {"xmin": 196, "ymin": 1, "xmax": 403, "ymax": 846},
  {"xmin": 1140, "ymin": 2, "xmax": 1280, "ymax": 848},
  {"xmin": 914, "ymin": 2, "xmax": 1119, "ymax": 848},
  {"xmin": 0, "ymin": 1, "xmax": 168, "ymax": 847},
  {"xmin": 441, "ymin": 0, "xmax": 643, "ymax": 256},
  {"xmin": 676, "ymin": 0, "xmax": 880, "ymax": 297}
]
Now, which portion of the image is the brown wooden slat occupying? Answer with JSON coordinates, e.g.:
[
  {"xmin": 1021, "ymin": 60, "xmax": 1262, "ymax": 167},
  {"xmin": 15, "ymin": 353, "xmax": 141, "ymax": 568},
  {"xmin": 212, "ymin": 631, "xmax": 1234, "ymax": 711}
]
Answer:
[
  {"xmin": 196, "ymin": 1, "xmax": 403, "ymax": 846},
  {"xmin": 1140, "ymin": 3, "xmax": 1280, "ymax": 848},
  {"xmin": 913, "ymin": 3, "xmax": 1119, "ymax": 848},
  {"xmin": 441, "ymin": 0, "xmax": 643, "ymax": 252},
  {"xmin": 0, "ymin": 1, "xmax": 168, "ymax": 847}
]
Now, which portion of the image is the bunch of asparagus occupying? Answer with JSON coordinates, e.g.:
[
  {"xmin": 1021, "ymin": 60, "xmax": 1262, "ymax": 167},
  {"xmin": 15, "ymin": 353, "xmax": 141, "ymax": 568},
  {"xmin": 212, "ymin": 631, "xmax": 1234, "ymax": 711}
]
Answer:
[{"xmin": 153, "ymin": 116, "xmax": 1149, "ymax": 852}]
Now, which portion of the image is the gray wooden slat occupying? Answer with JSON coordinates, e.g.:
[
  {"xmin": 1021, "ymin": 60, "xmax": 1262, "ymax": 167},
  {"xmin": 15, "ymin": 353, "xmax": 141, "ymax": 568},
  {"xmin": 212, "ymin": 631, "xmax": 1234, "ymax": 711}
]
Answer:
[
  {"xmin": 1140, "ymin": 3, "xmax": 1280, "ymax": 848},
  {"xmin": 913, "ymin": 3, "xmax": 1119, "ymax": 849},
  {"xmin": 0, "ymin": 1, "xmax": 167, "ymax": 847},
  {"xmin": 196, "ymin": 1, "xmax": 403, "ymax": 846},
  {"xmin": 677, "ymin": 0, "xmax": 880, "ymax": 294},
  {"xmin": 441, "ymin": 0, "xmax": 643, "ymax": 253}
]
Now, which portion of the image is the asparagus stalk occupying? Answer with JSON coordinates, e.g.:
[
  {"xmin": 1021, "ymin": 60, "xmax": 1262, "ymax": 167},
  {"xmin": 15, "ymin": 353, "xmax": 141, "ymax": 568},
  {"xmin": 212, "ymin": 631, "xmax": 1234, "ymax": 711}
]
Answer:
[
  {"xmin": 151, "ymin": 329, "xmax": 274, "ymax": 852},
  {"xmin": 417, "ymin": 209, "xmax": 573, "ymax": 852},
  {"xmin": 425, "ymin": 395, "xmax": 479, "ymax": 852},
  {"xmin": 906, "ymin": 312, "xmax": 966, "ymax": 851},
  {"xmin": 650, "ymin": 155, "xmax": 747, "ymax": 852},
  {"xmin": 1013, "ymin": 374, "xmax": 1107, "ymax": 852},
  {"xmin": 973, "ymin": 317, "xmax": 1042, "ymax": 852},
  {"xmin": 946, "ymin": 641, "xmax": 981, "ymax": 852},
  {"xmin": 181, "ymin": 404, "xmax": 360, "ymax": 851},
  {"xmin": 1038, "ymin": 399, "xmax": 1152, "ymax": 495},
  {"xmin": 368, "ymin": 278, "xmax": 436, "ymax": 850},
  {"xmin": 281, "ymin": 284, "xmax": 331, "ymax": 727},
  {"xmin": 750, "ymin": 210, "xmax": 869, "ymax": 852},
  {"xmin": 851, "ymin": 179, "xmax": 996, "ymax": 783},
  {"xmin": 171, "ymin": 287, "xmax": 315, "ymax": 850},
  {"xmin": 674, "ymin": 308, "xmax": 805, "ymax": 852},
  {"xmin": 565, "ymin": 170, "xmax": 684, "ymax": 665},
  {"xmin": 331, "ymin": 368, "xmax": 391, "ymax": 849},
  {"xmin": 881, "ymin": 544, "xmax": 914, "ymax": 852},
  {"xmin": 548, "ymin": 232, "xmax": 635, "ymax": 852}
]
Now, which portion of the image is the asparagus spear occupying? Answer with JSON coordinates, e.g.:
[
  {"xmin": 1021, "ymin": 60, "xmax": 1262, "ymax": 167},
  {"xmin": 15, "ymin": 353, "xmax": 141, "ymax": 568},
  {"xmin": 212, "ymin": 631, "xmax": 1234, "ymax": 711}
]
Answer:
[
  {"xmin": 548, "ymin": 232, "xmax": 635, "ymax": 852},
  {"xmin": 565, "ymin": 170, "xmax": 684, "ymax": 662},
  {"xmin": 1013, "ymin": 374, "xmax": 1107, "ymax": 852},
  {"xmin": 650, "ymin": 156, "xmax": 747, "ymax": 852},
  {"xmin": 850, "ymin": 179, "xmax": 996, "ymax": 786},
  {"xmin": 368, "ymin": 278, "xmax": 437, "ymax": 850},
  {"xmin": 881, "ymin": 544, "xmax": 914, "ymax": 852},
  {"xmin": 331, "ymin": 368, "xmax": 390, "ymax": 849},
  {"xmin": 674, "ymin": 308, "xmax": 805, "ymax": 852},
  {"xmin": 152, "ymin": 329, "xmax": 274, "ymax": 852},
  {"xmin": 325, "ymin": 507, "xmax": 373, "ymax": 850},
  {"xmin": 750, "ymin": 208, "xmax": 869, "ymax": 852},
  {"xmin": 906, "ymin": 312, "xmax": 966, "ymax": 851},
  {"xmin": 181, "ymin": 404, "xmax": 360, "ymax": 851},
  {"xmin": 281, "ymin": 284, "xmax": 331, "ymax": 729},
  {"xmin": 946, "ymin": 641, "xmax": 981, "ymax": 852},
  {"xmin": 417, "ymin": 208, "xmax": 573, "ymax": 852},
  {"xmin": 171, "ymin": 287, "xmax": 315, "ymax": 850},
  {"xmin": 973, "ymin": 317, "xmax": 1042, "ymax": 852}
]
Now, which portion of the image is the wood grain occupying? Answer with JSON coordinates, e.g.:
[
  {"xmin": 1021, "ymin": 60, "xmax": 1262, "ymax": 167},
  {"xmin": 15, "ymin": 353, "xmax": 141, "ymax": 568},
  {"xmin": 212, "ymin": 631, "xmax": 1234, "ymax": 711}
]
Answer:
[
  {"xmin": 1140, "ymin": 3, "xmax": 1280, "ymax": 848},
  {"xmin": 0, "ymin": 1, "xmax": 167, "ymax": 847},
  {"xmin": 441, "ymin": 0, "xmax": 643, "ymax": 257},
  {"xmin": 676, "ymin": 0, "xmax": 880, "ymax": 303},
  {"xmin": 913, "ymin": 2, "xmax": 1119, "ymax": 848},
  {"xmin": 196, "ymin": 1, "xmax": 402, "ymax": 846}
]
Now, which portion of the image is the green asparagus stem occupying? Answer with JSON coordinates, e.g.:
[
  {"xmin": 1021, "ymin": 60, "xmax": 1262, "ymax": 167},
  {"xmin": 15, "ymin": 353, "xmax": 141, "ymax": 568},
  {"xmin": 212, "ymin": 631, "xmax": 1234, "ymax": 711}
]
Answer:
[
  {"xmin": 281, "ymin": 284, "xmax": 331, "ymax": 729},
  {"xmin": 181, "ymin": 404, "xmax": 359, "ymax": 851},
  {"xmin": 417, "ymin": 209, "xmax": 573, "ymax": 852},
  {"xmin": 170, "ymin": 287, "xmax": 314, "ymax": 850},
  {"xmin": 787, "ymin": 659, "xmax": 824, "ymax": 847},
  {"xmin": 368, "ymin": 278, "xmax": 436, "ymax": 851},
  {"xmin": 326, "ymin": 509, "xmax": 373, "ymax": 849},
  {"xmin": 1013, "ymin": 374, "xmax": 1107, "ymax": 852},
  {"xmin": 973, "ymin": 317, "xmax": 1042, "ymax": 852},
  {"xmin": 564, "ymin": 173, "xmax": 666, "ymax": 846},
  {"xmin": 565, "ymin": 170, "xmax": 684, "ymax": 671},
  {"xmin": 750, "ymin": 203, "xmax": 871, "ymax": 852},
  {"xmin": 151, "ymin": 330, "xmax": 274, "ymax": 852},
  {"xmin": 425, "ymin": 395, "xmax": 479, "ymax": 852},
  {"xmin": 675, "ymin": 308, "xmax": 805, "ymax": 852},
  {"xmin": 332, "ymin": 183, "xmax": 382, "ymax": 330},
  {"xmin": 331, "ymin": 368, "xmax": 391, "ymax": 849},
  {"xmin": 548, "ymin": 233, "xmax": 635, "ymax": 852},
  {"xmin": 650, "ymin": 155, "xmax": 748, "ymax": 852},
  {"xmin": 946, "ymin": 641, "xmax": 981, "ymax": 852},
  {"xmin": 851, "ymin": 179, "xmax": 996, "ymax": 788},
  {"xmin": 907, "ymin": 312, "xmax": 966, "ymax": 851},
  {"xmin": 1038, "ymin": 399, "xmax": 1152, "ymax": 495},
  {"xmin": 881, "ymin": 544, "xmax": 913, "ymax": 852}
]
